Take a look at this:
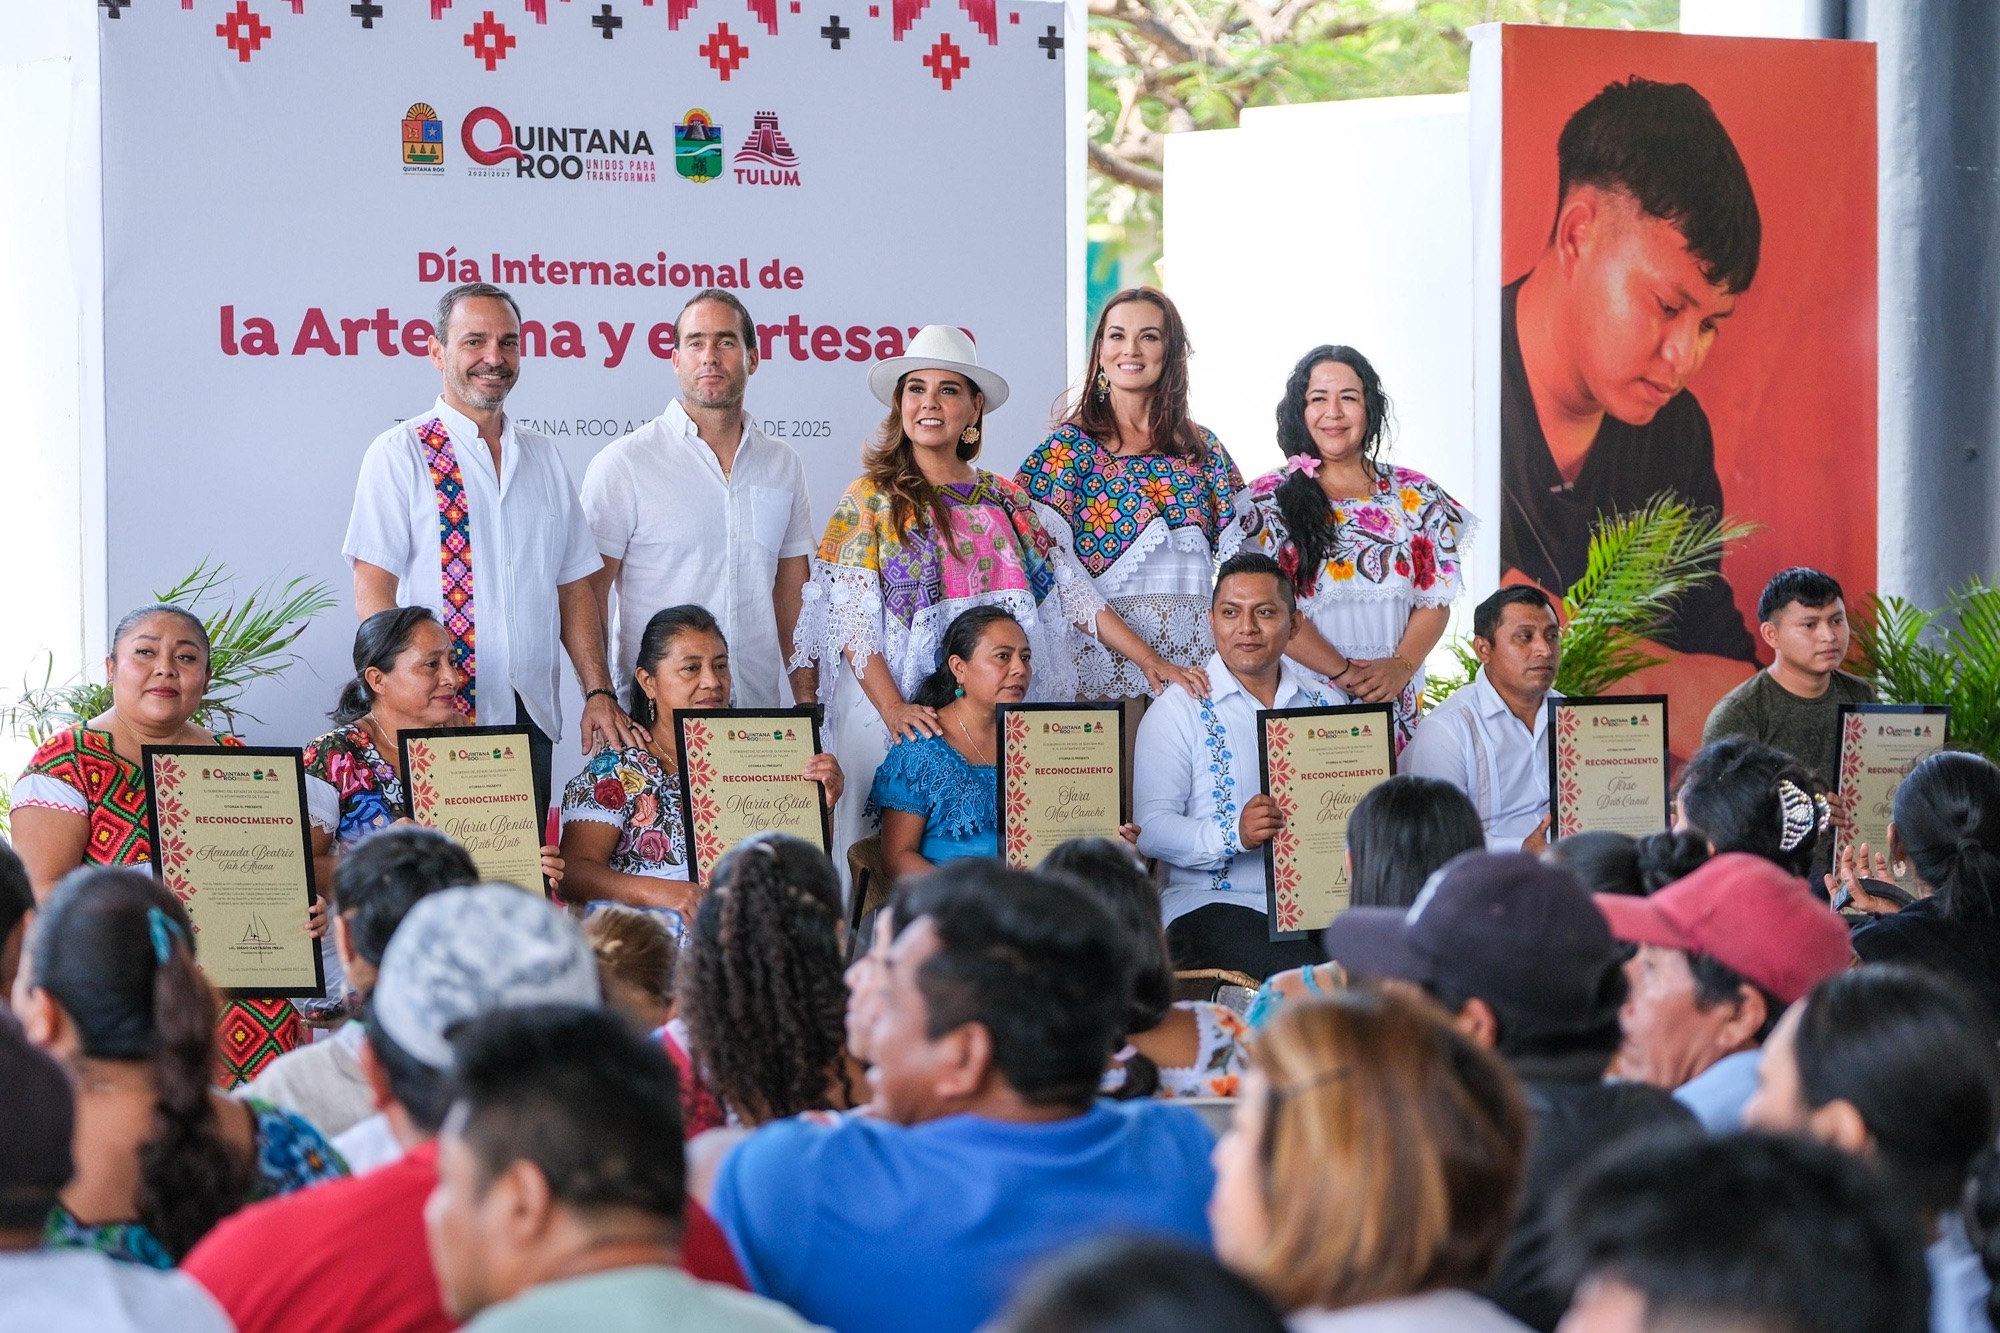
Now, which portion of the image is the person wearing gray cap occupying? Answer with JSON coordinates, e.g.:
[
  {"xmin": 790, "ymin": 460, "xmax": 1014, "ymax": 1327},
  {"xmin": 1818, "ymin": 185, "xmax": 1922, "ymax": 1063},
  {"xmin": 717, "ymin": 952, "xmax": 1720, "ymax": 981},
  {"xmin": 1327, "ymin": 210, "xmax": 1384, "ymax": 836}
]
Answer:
[
  {"xmin": 1321, "ymin": 852, "xmax": 1692, "ymax": 1332},
  {"xmin": 0, "ymin": 1013, "xmax": 232, "ymax": 1332}
]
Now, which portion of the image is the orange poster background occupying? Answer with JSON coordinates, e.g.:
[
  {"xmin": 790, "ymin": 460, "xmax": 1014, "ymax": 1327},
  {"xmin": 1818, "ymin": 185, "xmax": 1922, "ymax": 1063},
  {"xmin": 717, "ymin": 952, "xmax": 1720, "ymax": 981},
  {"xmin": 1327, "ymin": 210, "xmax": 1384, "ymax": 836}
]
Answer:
[{"xmin": 1500, "ymin": 26, "xmax": 1876, "ymax": 758}]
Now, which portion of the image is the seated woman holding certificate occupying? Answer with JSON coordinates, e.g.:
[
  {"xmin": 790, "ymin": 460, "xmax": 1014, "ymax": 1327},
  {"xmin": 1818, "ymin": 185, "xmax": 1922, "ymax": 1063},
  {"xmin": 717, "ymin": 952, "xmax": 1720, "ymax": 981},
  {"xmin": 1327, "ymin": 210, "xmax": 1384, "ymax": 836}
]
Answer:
[
  {"xmin": 9, "ymin": 603, "xmax": 320, "ymax": 1088},
  {"xmin": 560, "ymin": 604, "xmax": 842, "ymax": 942},
  {"xmin": 304, "ymin": 608, "xmax": 563, "ymax": 1010}
]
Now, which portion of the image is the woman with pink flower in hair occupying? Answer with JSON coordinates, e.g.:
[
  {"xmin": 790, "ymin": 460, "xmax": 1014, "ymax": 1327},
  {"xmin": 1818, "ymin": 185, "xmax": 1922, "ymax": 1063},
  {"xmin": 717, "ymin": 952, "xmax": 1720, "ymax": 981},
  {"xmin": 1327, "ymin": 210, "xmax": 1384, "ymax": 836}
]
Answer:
[
  {"xmin": 559, "ymin": 604, "xmax": 842, "ymax": 945},
  {"xmin": 1220, "ymin": 346, "xmax": 1474, "ymax": 751}
]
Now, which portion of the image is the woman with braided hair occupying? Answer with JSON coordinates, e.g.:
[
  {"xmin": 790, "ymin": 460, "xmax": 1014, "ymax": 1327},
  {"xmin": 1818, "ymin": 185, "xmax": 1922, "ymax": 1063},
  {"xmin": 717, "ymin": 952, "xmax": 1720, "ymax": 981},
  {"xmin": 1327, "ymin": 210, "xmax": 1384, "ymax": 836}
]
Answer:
[
  {"xmin": 673, "ymin": 833, "xmax": 863, "ymax": 1130},
  {"xmin": 12, "ymin": 867, "xmax": 345, "ymax": 1266}
]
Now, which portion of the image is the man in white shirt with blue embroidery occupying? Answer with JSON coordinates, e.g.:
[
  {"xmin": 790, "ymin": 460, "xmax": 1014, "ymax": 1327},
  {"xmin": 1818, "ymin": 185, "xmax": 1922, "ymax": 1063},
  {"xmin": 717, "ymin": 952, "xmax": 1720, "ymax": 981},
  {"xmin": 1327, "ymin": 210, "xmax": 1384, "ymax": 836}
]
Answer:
[
  {"xmin": 1401, "ymin": 586, "xmax": 1564, "ymax": 853},
  {"xmin": 1135, "ymin": 551, "xmax": 1344, "ymax": 980}
]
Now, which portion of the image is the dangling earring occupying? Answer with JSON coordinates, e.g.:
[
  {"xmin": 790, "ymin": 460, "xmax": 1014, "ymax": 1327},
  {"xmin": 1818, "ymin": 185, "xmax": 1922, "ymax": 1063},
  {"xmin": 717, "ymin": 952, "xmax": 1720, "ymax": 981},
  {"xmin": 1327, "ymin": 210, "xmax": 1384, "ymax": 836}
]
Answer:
[
  {"xmin": 960, "ymin": 425, "xmax": 981, "ymax": 446},
  {"xmin": 1893, "ymin": 859, "xmax": 1909, "ymax": 880},
  {"xmin": 954, "ymin": 684, "xmax": 965, "ymax": 698},
  {"xmin": 1093, "ymin": 368, "xmax": 1109, "ymax": 403}
]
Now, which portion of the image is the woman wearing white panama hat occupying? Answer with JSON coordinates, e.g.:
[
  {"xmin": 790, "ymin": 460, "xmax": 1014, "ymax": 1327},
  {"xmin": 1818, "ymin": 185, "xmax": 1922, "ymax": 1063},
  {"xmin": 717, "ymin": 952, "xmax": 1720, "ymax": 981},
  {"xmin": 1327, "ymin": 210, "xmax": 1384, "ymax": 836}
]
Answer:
[{"xmin": 792, "ymin": 325, "xmax": 1178, "ymax": 865}]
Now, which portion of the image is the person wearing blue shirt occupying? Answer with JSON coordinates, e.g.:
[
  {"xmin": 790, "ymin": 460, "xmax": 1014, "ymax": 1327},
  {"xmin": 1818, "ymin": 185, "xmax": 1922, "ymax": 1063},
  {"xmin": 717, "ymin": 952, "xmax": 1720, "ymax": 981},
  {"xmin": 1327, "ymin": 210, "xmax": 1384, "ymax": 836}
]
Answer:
[{"xmin": 701, "ymin": 860, "xmax": 1215, "ymax": 1333}]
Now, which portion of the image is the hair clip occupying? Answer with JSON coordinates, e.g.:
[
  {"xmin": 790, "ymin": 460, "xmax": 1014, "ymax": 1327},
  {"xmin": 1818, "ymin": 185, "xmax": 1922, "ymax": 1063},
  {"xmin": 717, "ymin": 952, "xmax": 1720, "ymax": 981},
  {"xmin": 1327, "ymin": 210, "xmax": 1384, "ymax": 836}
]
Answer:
[
  {"xmin": 1284, "ymin": 454, "xmax": 1321, "ymax": 479},
  {"xmin": 146, "ymin": 905, "xmax": 187, "ymax": 965},
  {"xmin": 1776, "ymin": 779, "xmax": 1818, "ymax": 853}
]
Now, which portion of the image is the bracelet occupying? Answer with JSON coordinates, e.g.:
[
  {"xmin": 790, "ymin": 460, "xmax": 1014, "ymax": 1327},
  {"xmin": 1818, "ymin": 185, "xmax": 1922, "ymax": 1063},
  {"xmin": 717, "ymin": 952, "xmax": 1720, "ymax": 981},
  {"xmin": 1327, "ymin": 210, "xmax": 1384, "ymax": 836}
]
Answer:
[
  {"xmin": 584, "ymin": 687, "xmax": 618, "ymax": 704},
  {"xmin": 1389, "ymin": 653, "xmax": 1416, "ymax": 677}
]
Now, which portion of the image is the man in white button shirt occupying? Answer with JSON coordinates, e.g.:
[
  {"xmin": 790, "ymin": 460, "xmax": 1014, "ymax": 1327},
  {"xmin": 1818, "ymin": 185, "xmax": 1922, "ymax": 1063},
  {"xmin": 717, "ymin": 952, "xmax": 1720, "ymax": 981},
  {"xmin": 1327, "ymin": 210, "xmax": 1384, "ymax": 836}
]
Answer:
[
  {"xmin": 581, "ymin": 290, "xmax": 818, "ymax": 708},
  {"xmin": 1135, "ymin": 551, "xmax": 1345, "ymax": 979},
  {"xmin": 344, "ymin": 283, "xmax": 639, "ymax": 824},
  {"xmin": 1401, "ymin": 586, "xmax": 1564, "ymax": 853}
]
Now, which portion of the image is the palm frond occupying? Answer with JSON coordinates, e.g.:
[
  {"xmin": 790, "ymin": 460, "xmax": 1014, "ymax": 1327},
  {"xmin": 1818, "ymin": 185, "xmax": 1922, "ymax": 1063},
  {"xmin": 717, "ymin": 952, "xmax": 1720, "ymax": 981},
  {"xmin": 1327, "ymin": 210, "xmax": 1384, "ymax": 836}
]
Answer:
[{"xmin": 1852, "ymin": 582, "xmax": 2000, "ymax": 765}]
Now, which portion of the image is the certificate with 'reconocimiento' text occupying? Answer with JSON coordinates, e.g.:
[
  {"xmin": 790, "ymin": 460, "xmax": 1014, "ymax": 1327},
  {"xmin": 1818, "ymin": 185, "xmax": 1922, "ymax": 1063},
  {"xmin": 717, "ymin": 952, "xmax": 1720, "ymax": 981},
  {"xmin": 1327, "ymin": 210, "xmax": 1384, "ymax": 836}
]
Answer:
[
  {"xmin": 144, "ymin": 746, "xmax": 324, "ymax": 997},
  {"xmin": 400, "ymin": 727, "xmax": 544, "ymax": 894},
  {"xmin": 676, "ymin": 708, "xmax": 830, "ymax": 882},
  {"xmin": 997, "ymin": 703, "xmax": 1125, "ymax": 869},
  {"xmin": 1258, "ymin": 704, "xmax": 1395, "ymax": 941},
  {"xmin": 1548, "ymin": 696, "xmax": 1670, "ymax": 838},
  {"xmin": 1837, "ymin": 704, "xmax": 1949, "ymax": 860}
]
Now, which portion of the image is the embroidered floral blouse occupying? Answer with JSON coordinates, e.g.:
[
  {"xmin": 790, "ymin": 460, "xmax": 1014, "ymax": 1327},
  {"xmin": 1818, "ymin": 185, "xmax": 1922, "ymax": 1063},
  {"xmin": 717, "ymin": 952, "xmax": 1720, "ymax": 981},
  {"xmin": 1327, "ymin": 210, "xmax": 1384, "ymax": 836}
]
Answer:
[
  {"xmin": 866, "ymin": 734, "xmax": 999, "ymax": 864},
  {"xmin": 561, "ymin": 745, "xmax": 690, "ymax": 882},
  {"xmin": 791, "ymin": 472, "xmax": 1106, "ymax": 725},
  {"xmin": 42, "ymin": 1099, "xmax": 346, "ymax": 1268},
  {"xmin": 1221, "ymin": 464, "xmax": 1475, "ymax": 749},
  {"xmin": 1099, "ymin": 1002, "xmax": 1252, "ymax": 1099},
  {"xmin": 1017, "ymin": 425, "xmax": 1244, "ymax": 698},
  {"xmin": 302, "ymin": 724, "xmax": 406, "ymax": 848}
]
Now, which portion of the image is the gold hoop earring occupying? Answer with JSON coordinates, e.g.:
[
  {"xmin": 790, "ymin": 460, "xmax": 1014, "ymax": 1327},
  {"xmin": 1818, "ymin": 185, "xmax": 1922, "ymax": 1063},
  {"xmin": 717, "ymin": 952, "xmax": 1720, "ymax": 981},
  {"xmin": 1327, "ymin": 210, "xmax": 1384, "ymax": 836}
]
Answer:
[{"xmin": 960, "ymin": 425, "xmax": 981, "ymax": 445}]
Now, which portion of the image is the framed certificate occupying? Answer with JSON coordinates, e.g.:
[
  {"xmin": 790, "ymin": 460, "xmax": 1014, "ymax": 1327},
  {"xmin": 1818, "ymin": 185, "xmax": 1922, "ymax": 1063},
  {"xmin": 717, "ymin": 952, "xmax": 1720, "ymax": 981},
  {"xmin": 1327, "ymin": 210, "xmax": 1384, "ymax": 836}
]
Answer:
[
  {"xmin": 1548, "ymin": 695, "xmax": 1671, "ymax": 838},
  {"xmin": 676, "ymin": 707, "xmax": 831, "ymax": 881},
  {"xmin": 399, "ymin": 726, "xmax": 544, "ymax": 894},
  {"xmin": 1837, "ymin": 704, "xmax": 1949, "ymax": 859},
  {"xmin": 143, "ymin": 746, "xmax": 324, "ymax": 998},
  {"xmin": 1257, "ymin": 704, "xmax": 1396, "ymax": 941},
  {"xmin": 997, "ymin": 703, "xmax": 1126, "ymax": 869}
]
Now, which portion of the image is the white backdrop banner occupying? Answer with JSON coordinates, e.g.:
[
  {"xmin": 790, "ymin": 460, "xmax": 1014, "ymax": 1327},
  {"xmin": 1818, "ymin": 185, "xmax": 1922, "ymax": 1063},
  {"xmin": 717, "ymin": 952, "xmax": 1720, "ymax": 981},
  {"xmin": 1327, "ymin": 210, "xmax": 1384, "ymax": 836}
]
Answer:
[{"xmin": 92, "ymin": 0, "xmax": 1075, "ymax": 752}]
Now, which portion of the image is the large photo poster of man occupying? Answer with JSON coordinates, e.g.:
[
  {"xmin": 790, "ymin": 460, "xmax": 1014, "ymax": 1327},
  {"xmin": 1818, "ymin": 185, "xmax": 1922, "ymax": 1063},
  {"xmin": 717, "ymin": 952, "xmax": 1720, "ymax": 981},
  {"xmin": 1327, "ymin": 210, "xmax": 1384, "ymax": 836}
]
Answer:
[{"xmin": 1483, "ymin": 27, "xmax": 1876, "ymax": 761}]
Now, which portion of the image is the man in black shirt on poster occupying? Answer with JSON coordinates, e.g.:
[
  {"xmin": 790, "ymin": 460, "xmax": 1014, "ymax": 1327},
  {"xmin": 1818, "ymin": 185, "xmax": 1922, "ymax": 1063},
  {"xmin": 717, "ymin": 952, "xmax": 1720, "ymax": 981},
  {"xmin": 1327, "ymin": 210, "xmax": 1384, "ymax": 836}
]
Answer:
[{"xmin": 1503, "ymin": 76, "xmax": 1761, "ymax": 692}]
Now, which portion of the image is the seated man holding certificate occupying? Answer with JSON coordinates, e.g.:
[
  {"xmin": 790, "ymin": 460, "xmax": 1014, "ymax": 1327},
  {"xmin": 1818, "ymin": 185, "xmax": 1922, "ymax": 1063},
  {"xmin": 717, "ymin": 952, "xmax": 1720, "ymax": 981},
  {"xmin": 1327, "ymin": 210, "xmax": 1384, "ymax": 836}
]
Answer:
[
  {"xmin": 1401, "ymin": 586, "xmax": 1564, "ymax": 853},
  {"xmin": 1134, "ymin": 552, "xmax": 1345, "ymax": 980}
]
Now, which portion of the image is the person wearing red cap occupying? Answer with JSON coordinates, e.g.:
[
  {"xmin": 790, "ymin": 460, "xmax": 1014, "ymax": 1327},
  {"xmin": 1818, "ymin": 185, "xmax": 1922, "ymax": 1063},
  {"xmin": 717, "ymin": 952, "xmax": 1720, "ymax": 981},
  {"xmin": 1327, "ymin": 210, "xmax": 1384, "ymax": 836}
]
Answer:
[{"xmin": 1595, "ymin": 852, "xmax": 1852, "ymax": 1132}]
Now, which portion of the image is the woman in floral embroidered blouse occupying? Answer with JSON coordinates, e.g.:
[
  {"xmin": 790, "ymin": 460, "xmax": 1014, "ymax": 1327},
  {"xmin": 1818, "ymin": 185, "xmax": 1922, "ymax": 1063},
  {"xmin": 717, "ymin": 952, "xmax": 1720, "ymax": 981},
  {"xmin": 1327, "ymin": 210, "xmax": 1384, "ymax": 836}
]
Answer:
[
  {"xmin": 10, "ymin": 605, "xmax": 321, "ymax": 1088},
  {"xmin": 1017, "ymin": 288, "xmax": 1238, "ymax": 700},
  {"xmin": 1222, "ymin": 346, "xmax": 1475, "ymax": 751},
  {"xmin": 794, "ymin": 327, "xmax": 1175, "ymax": 863},
  {"xmin": 19, "ymin": 868, "xmax": 345, "ymax": 1267},
  {"xmin": 562, "ymin": 605, "xmax": 841, "ymax": 941}
]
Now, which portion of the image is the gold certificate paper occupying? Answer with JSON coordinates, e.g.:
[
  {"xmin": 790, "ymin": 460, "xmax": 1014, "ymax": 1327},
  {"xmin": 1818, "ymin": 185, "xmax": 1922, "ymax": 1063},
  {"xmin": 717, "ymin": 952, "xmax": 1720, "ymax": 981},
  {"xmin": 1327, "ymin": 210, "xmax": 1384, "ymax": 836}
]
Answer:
[
  {"xmin": 1549, "ymin": 696, "xmax": 1671, "ymax": 838},
  {"xmin": 998, "ymin": 705, "xmax": 1124, "ymax": 869},
  {"xmin": 145, "ymin": 747, "xmax": 322, "ymax": 996},
  {"xmin": 1838, "ymin": 705, "xmax": 1949, "ymax": 858},
  {"xmin": 401, "ymin": 728, "xmax": 544, "ymax": 893},
  {"xmin": 1259, "ymin": 706, "xmax": 1395, "ymax": 940},
  {"xmin": 677, "ymin": 709, "xmax": 830, "ymax": 881}
]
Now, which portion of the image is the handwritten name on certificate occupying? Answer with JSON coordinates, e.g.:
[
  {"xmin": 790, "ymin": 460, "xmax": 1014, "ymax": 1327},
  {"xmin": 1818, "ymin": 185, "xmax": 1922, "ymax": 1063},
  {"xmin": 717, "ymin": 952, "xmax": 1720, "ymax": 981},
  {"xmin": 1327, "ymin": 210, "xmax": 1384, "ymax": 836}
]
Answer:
[
  {"xmin": 1838, "ymin": 705, "xmax": 1949, "ymax": 858},
  {"xmin": 1259, "ymin": 705, "xmax": 1395, "ymax": 940},
  {"xmin": 677, "ymin": 709, "xmax": 829, "ymax": 881},
  {"xmin": 402, "ymin": 729, "xmax": 543, "ymax": 894},
  {"xmin": 998, "ymin": 705, "xmax": 1124, "ymax": 869},
  {"xmin": 145, "ymin": 747, "xmax": 322, "ymax": 997},
  {"xmin": 1549, "ymin": 696, "xmax": 1670, "ymax": 838}
]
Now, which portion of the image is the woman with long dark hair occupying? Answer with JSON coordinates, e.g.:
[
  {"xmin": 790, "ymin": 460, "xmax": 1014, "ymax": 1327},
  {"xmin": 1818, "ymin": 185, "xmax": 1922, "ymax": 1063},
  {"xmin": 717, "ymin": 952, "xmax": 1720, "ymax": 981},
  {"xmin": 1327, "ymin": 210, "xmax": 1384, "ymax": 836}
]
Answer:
[
  {"xmin": 1222, "ymin": 346, "xmax": 1474, "ymax": 751},
  {"xmin": 562, "ymin": 604, "xmax": 841, "ymax": 941},
  {"xmin": 1016, "ymin": 288, "xmax": 1237, "ymax": 699},
  {"xmin": 14, "ymin": 868, "xmax": 345, "ymax": 1266}
]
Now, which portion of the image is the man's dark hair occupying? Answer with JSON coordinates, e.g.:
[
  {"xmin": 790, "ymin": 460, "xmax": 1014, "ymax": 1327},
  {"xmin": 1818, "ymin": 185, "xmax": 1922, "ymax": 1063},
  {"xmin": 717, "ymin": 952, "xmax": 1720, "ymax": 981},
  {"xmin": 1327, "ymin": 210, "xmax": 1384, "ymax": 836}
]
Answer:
[
  {"xmin": 1678, "ymin": 736, "xmax": 1821, "ymax": 878},
  {"xmin": 448, "ymin": 1005, "xmax": 685, "ymax": 1223},
  {"xmin": 1757, "ymin": 567, "xmax": 1845, "ymax": 624},
  {"xmin": 1795, "ymin": 966, "xmax": 2000, "ymax": 1216},
  {"xmin": 361, "ymin": 1004, "xmax": 456, "ymax": 1135},
  {"xmin": 890, "ymin": 860, "xmax": 1132, "ymax": 1109},
  {"xmin": 991, "ymin": 1236, "xmax": 1288, "ymax": 1333},
  {"xmin": 1688, "ymin": 952, "xmax": 1785, "ymax": 1044},
  {"xmin": 334, "ymin": 826, "xmax": 479, "ymax": 968},
  {"xmin": 1555, "ymin": 76, "xmax": 1762, "ymax": 296},
  {"xmin": 1431, "ymin": 960, "xmax": 1627, "ymax": 1065},
  {"xmin": 1554, "ymin": 1131, "xmax": 1929, "ymax": 1333},
  {"xmin": 1473, "ymin": 585, "xmax": 1556, "ymax": 643},
  {"xmin": 675, "ymin": 289, "xmax": 757, "ymax": 349},
  {"xmin": 1213, "ymin": 550, "xmax": 1295, "ymax": 616}
]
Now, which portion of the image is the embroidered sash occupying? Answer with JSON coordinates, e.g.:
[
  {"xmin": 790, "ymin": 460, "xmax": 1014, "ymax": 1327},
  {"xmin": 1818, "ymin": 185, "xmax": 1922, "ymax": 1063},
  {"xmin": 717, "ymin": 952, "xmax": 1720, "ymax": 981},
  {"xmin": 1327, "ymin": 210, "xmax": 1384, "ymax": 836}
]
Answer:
[{"xmin": 417, "ymin": 418, "xmax": 477, "ymax": 719}]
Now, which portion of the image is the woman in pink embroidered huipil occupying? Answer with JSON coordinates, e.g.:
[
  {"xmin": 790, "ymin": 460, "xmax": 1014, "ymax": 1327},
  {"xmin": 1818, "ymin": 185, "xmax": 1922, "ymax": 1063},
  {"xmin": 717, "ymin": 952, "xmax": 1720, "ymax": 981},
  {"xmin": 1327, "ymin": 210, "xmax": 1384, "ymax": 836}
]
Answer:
[
  {"xmin": 1016, "ymin": 288, "xmax": 1239, "ymax": 700},
  {"xmin": 1221, "ymin": 345, "xmax": 1475, "ymax": 752}
]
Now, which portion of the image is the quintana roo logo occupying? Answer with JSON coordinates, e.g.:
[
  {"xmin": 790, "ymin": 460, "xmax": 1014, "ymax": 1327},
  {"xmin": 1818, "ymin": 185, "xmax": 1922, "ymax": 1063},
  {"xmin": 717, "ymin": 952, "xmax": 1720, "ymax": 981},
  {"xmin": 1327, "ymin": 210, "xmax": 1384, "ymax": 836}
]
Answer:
[
  {"xmin": 732, "ymin": 110, "xmax": 800, "ymax": 186},
  {"xmin": 675, "ymin": 109, "xmax": 724, "ymax": 183},
  {"xmin": 402, "ymin": 102, "xmax": 445, "ymax": 174}
]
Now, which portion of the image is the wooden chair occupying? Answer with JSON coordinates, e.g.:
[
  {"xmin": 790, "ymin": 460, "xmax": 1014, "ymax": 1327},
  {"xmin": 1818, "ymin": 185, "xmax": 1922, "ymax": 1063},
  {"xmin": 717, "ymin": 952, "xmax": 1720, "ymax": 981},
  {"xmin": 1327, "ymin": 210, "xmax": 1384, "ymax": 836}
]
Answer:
[
  {"xmin": 1172, "ymin": 967, "xmax": 1262, "ymax": 1017},
  {"xmin": 845, "ymin": 835, "xmax": 890, "ymax": 964}
]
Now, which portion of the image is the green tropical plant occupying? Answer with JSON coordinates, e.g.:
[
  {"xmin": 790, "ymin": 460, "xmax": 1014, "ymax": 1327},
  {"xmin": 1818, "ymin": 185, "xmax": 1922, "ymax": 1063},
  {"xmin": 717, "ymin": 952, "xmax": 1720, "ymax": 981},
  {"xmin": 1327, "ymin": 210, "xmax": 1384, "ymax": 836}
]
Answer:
[
  {"xmin": 1849, "ymin": 581, "xmax": 2000, "ymax": 766},
  {"xmin": 0, "ymin": 560, "xmax": 338, "ymax": 745},
  {"xmin": 1426, "ymin": 494, "xmax": 1758, "ymax": 706}
]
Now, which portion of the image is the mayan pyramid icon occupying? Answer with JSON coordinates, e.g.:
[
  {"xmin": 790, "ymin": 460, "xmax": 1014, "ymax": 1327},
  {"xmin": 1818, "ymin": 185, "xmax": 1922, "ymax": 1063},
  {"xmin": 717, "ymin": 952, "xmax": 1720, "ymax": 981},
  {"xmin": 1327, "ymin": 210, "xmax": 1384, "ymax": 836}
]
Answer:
[{"xmin": 734, "ymin": 111, "xmax": 799, "ymax": 167}]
